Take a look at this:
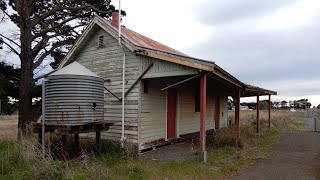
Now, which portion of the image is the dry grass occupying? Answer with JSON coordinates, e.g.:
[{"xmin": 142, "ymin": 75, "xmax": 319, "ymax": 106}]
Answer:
[
  {"xmin": 228, "ymin": 110, "xmax": 305, "ymax": 130},
  {"xmin": 0, "ymin": 115, "xmax": 18, "ymax": 140}
]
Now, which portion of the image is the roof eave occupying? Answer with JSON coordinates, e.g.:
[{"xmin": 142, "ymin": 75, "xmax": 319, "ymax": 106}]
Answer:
[
  {"xmin": 213, "ymin": 65, "xmax": 244, "ymax": 88},
  {"xmin": 243, "ymin": 85, "xmax": 277, "ymax": 97},
  {"xmin": 134, "ymin": 47, "xmax": 215, "ymax": 72}
]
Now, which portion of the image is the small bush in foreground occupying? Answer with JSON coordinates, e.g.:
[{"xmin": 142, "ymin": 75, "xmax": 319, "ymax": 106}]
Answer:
[
  {"xmin": 209, "ymin": 126, "xmax": 254, "ymax": 149},
  {"xmin": 210, "ymin": 127, "xmax": 242, "ymax": 148}
]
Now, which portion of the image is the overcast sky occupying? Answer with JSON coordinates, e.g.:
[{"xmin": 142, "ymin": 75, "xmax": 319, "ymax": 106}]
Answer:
[{"xmin": 114, "ymin": 0, "xmax": 320, "ymax": 106}]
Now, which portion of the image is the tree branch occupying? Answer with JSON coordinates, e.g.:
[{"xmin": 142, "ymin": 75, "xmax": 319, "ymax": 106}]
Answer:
[
  {"xmin": 31, "ymin": 4, "xmax": 112, "ymax": 27},
  {"xmin": 0, "ymin": 9, "xmax": 15, "ymax": 23},
  {"xmin": 1, "ymin": 39, "xmax": 20, "ymax": 55},
  {"xmin": 47, "ymin": 25, "xmax": 84, "ymax": 39},
  {"xmin": 31, "ymin": 23, "xmax": 84, "ymax": 58},
  {"xmin": 0, "ymin": 34, "xmax": 21, "ymax": 47},
  {"xmin": 31, "ymin": 3, "xmax": 83, "ymax": 26},
  {"xmin": 32, "ymin": 36, "xmax": 49, "ymax": 58},
  {"xmin": 33, "ymin": 71, "xmax": 53, "ymax": 82},
  {"xmin": 32, "ymin": 40, "xmax": 73, "ymax": 69},
  {"xmin": 32, "ymin": 14, "xmax": 83, "ymax": 39}
]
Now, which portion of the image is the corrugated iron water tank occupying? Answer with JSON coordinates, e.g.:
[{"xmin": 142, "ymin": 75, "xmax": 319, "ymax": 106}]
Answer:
[{"xmin": 44, "ymin": 62, "xmax": 104, "ymax": 125}]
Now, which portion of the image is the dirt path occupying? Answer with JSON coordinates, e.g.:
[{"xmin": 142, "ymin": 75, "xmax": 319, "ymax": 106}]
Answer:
[{"xmin": 230, "ymin": 111, "xmax": 320, "ymax": 180}]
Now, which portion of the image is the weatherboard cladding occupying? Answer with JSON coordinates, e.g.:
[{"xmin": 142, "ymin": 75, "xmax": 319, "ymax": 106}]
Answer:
[
  {"xmin": 61, "ymin": 21, "xmax": 231, "ymax": 151},
  {"xmin": 219, "ymin": 96, "xmax": 229, "ymax": 128},
  {"xmin": 138, "ymin": 75, "xmax": 229, "ymax": 150},
  {"xmin": 73, "ymin": 28, "xmax": 140, "ymax": 143},
  {"xmin": 140, "ymin": 56, "xmax": 198, "ymax": 79},
  {"xmin": 71, "ymin": 26, "xmax": 215, "ymax": 146}
]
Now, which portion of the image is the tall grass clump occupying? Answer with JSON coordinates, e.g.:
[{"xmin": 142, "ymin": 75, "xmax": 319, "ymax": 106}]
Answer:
[
  {"xmin": 209, "ymin": 125, "xmax": 256, "ymax": 149},
  {"xmin": 0, "ymin": 138, "xmax": 64, "ymax": 179}
]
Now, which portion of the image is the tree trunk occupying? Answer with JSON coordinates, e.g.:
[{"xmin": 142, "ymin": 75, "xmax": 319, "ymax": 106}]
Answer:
[
  {"xmin": 18, "ymin": 59, "xmax": 33, "ymax": 138},
  {"xmin": 17, "ymin": 2, "xmax": 33, "ymax": 139}
]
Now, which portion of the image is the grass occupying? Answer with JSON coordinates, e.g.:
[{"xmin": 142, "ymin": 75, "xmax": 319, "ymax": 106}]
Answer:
[
  {"xmin": 0, "ymin": 110, "xmax": 308, "ymax": 179},
  {"xmin": 0, "ymin": 115, "xmax": 18, "ymax": 140}
]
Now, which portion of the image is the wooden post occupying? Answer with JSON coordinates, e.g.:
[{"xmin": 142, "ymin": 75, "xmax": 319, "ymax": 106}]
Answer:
[
  {"xmin": 74, "ymin": 134, "xmax": 80, "ymax": 150},
  {"xmin": 96, "ymin": 131, "xmax": 101, "ymax": 154},
  {"xmin": 61, "ymin": 134, "xmax": 67, "ymax": 159},
  {"xmin": 200, "ymin": 74, "xmax": 207, "ymax": 162},
  {"xmin": 38, "ymin": 131, "xmax": 42, "ymax": 146},
  {"xmin": 256, "ymin": 95, "xmax": 260, "ymax": 135},
  {"xmin": 235, "ymin": 90, "xmax": 240, "ymax": 138},
  {"xmin": 268, "ymin": 95, "xmax": 271, "ymax": 129}
]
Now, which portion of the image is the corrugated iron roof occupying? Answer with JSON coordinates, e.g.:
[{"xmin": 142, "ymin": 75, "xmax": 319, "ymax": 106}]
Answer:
[
  {"xmin": 99, "ymin": 17, "xmax": 188, "ymax": 57},
  {"xmin": 243, "ymin": 83, "xmax": 277, "ymax": 96},
  {"xmin": 51, "ymin": 61, "xmax": 99, "ymax": 77}
]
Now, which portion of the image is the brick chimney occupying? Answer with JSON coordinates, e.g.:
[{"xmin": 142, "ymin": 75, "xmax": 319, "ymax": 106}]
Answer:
[{"xmin": 111, "ymin": 12, "xmax": 120, "ymax": 26}]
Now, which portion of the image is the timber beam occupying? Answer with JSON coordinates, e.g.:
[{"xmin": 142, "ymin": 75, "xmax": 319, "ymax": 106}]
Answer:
[
  {"xmin": 122, "ymin": 63, "xmax": 154, "ymax": 99},
  {"xmin": 104, "ymin": 86, "xmax": 121, "ymax": 101},
  {"xmin": 160, "ymin": 74, "xmax": 200, "ymax": 91}
]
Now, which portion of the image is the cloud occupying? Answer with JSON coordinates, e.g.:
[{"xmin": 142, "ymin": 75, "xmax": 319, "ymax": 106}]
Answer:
[
  {"xmin": 117, "ymin": 0, "xmax": 213, "ymax": 50},
  {"xmin": 194, "ymin": 0, "xmax": 298, "ymax": 25},
  {"xmin": 188, "ymin": 22, "xmax": 320, "ymax": 80},
  {"xmin": 185, "ymin": 1, "xmax": 320, "ymax": 102}
]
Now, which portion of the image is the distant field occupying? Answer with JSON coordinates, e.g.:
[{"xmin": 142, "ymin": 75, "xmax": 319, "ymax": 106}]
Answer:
[
  {"xmin": 0, "ymin": 110, "xmax": 310, "ymax": 140},
  {"xmin": 229, "ymin": 109, "xmax": 306, "ymax": 130},
  {"xmin": 0, "ymin": 115, "xmax": 18, "ymax": 140}
]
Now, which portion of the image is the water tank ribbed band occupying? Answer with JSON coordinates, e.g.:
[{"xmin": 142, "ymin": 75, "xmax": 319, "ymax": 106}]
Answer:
[{"xmin": 44, "ymin": 74, "xmax": 104, "ymax": 125}]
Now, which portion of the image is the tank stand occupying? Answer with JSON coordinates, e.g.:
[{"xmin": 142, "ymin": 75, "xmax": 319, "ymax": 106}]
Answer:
[
  {"xmin": 32, "ymin": 122, "xmax": 112, "ymax": 157},
  {"xmin": 96, "ymin": 132, "xmax": 101, "ymax": 153}
]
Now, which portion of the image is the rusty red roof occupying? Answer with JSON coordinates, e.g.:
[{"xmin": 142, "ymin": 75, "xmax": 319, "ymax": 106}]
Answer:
[
  {"xmin": 99, "ymin": 16, "xmax": 187, "ymax": 57},
  {"xmin": 243, "ymin": 83, "xmax": 277, "ymax": 96}
]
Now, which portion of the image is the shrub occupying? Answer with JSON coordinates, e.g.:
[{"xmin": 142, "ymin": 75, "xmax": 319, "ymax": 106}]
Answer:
[{"xmin": 210, "ymin": 128, "xmax": 243, "ymax": 148}]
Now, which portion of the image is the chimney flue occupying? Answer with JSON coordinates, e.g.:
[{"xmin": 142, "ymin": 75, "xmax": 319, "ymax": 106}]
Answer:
[{"xmin": 111, "ymin": 12, "xmax": 119, "ymax": 26}]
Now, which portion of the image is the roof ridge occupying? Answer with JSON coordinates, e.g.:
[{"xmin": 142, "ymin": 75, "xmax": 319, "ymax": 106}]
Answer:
[
  {"xmin": 98, "ymin": 16, "xmax": 187, "ymax": 57},
  {"xmin": 123, "ymin": 27, "xmax": 188, "ymax": 56}
]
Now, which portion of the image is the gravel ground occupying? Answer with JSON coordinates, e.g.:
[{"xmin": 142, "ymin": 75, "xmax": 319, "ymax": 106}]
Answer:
[
  {"xmin": 139, "ymin": 139, "xmax": 201, "ymax": 162},
  {"xmin": 229, "ymin": 110, "xmax": 320, "ymax": 180}
]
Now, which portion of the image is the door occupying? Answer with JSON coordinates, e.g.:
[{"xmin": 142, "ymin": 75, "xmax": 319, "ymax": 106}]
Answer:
[
  {"xmin": 214, "ymin": 96, "xmax": 220, "ymax": 129},
  {"xmin": 167, "ymin": 89, "xmax": 177, "ymax": 139}
]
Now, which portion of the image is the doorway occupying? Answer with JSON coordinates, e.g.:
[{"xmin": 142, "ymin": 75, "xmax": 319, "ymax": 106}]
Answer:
[{"xmin": 167, "ymin": 89, "xmax": 177, "ymax": 139}]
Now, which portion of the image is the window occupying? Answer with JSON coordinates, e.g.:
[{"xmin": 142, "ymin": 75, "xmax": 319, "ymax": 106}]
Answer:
[
  {"xmin": 195, "ymin": 78, "xmax": 200, "ymax": 112},
  {"xmin": 98, "ymin": 35, "xmax": 105, "ymax": 48}
]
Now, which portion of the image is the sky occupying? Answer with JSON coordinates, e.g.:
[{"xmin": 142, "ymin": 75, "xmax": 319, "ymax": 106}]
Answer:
[
  {"xmin": 1, "ymin": 0, "xmax": 320, "ymax": 106},
  {"xmin": 112, "ymin": 0, "xmax": 320, "ymax": 106}
]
